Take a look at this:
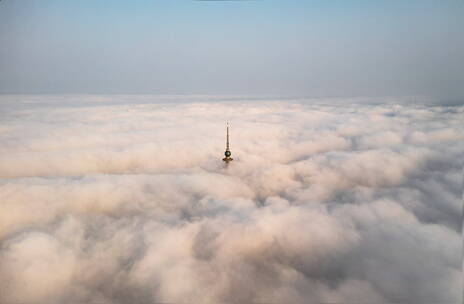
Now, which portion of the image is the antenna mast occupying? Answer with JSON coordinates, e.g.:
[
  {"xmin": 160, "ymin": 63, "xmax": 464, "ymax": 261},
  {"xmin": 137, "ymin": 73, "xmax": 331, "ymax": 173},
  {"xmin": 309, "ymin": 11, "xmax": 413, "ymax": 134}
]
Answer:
[
  {"xmin": 226, "ymin": 122, "xmax": 230, "ymax": 151},
  {"xmin": 222, "ymin": 122, "xmax": 233, "ymax": 163}
]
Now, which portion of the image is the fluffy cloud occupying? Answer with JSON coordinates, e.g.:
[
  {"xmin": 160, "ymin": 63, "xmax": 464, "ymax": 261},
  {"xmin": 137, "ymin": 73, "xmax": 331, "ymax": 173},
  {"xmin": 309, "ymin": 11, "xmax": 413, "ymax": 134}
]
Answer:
[{"xmin": 0, "ymin": 95, "xmax": 462, "ymax": 303}]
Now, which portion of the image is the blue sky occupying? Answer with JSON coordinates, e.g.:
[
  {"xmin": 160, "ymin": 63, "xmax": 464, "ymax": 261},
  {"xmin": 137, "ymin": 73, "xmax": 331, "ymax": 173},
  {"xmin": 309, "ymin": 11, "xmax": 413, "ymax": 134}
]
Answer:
[{"xmin": 0, "ymin": 0, "xmax": 463, "ymax": 99}]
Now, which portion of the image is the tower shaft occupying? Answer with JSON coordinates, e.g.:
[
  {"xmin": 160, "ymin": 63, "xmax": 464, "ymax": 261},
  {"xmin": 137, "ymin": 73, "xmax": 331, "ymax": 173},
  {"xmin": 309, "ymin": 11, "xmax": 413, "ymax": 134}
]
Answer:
[{"xmin": 223, "ymin": 122, "xmax": 233, "ymax": 163}]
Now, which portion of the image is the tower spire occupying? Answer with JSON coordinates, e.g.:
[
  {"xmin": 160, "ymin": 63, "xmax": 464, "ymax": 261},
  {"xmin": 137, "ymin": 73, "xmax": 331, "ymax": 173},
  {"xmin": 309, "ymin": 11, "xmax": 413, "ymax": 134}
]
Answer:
[
  {"xmin": 226, "ymin": 122, "xmax": 230, "ymax": 151},
  {"xmin": 222, "ymin": 122, "xmax": 233, "ymax": 163}
]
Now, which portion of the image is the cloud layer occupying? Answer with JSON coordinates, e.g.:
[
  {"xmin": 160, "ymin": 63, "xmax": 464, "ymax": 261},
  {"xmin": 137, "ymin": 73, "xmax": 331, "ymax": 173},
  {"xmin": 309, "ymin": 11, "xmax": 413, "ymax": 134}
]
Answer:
[{"xmin": 0, "ymin": 96, "xmax": 462, "ymax": 303}]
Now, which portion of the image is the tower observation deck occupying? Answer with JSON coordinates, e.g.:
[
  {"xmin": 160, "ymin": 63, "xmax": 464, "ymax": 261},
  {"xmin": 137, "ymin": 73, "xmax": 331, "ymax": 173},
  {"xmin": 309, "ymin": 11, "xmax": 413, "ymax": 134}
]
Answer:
[{"xmin": 222, "ymin": 122, "xmax": 233, "ymax": 163}]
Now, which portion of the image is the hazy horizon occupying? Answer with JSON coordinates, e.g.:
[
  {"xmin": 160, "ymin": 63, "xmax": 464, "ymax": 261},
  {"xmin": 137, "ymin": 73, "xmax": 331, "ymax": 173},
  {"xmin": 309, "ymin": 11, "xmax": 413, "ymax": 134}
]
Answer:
[{"xmin": 1, "ymin": 0, "xmax": 463, "ymax": 100}]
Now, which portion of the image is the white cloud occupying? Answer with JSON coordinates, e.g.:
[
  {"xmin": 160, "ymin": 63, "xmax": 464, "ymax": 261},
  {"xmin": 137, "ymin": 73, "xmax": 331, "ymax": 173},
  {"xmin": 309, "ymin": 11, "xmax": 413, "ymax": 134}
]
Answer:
[{"xmin": 0, "ymin": 95, "xmax": 462, "ymax": 303}]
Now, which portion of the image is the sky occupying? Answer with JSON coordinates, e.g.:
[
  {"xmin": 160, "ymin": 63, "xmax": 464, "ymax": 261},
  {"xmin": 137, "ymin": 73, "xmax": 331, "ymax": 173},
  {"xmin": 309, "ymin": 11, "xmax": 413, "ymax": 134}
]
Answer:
[
  {"xmin": 0, "ymin": 95, "xmax": 462, "ymax": 303},
  {"xmin": 0, "ymin": 0, "xmax": 463, "ymax": 99}
]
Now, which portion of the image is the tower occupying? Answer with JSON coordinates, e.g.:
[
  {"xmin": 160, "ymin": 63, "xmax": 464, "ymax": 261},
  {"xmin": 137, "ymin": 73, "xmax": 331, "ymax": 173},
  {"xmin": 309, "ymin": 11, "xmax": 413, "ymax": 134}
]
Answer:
[{"xmin": 222, "ymin": 122, "xmax": 233, "ymax": 163}]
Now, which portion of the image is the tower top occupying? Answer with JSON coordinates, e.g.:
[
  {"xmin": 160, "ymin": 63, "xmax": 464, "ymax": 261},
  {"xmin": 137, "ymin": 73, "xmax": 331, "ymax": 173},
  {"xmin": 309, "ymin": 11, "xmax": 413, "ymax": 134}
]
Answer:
[
  {"xmin": 222, "ymin": 122, "xmax": 233, "ymax": 163},
  {"xmin": 226, "ymin": 122, "xmax": 230, "ymax": 151}
]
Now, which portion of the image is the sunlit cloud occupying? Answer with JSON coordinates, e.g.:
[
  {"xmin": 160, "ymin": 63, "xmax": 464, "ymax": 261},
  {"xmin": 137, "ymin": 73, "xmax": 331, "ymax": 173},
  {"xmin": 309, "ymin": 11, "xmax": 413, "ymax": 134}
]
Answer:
[{"xmin": 0, "ymin": 95, "xmax": 462, "ymax": 303}]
